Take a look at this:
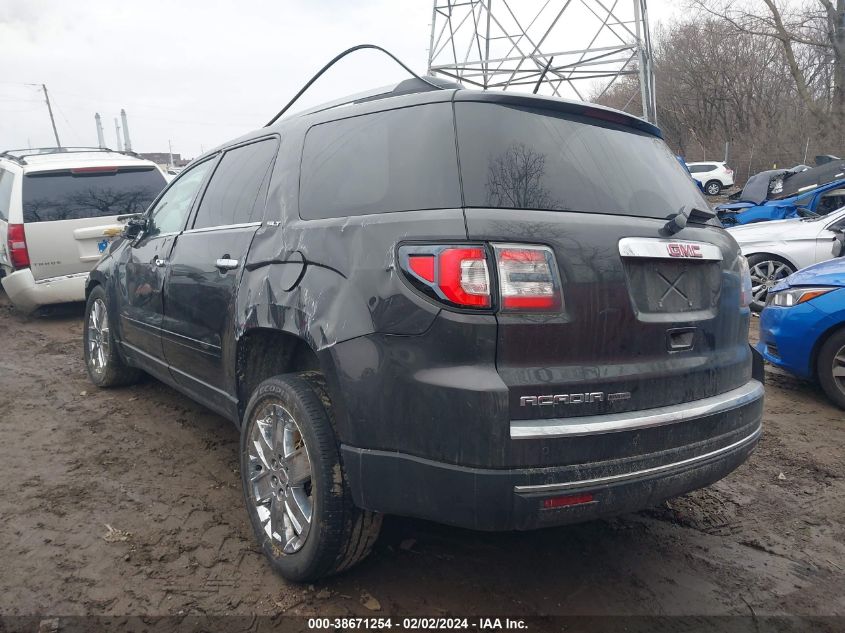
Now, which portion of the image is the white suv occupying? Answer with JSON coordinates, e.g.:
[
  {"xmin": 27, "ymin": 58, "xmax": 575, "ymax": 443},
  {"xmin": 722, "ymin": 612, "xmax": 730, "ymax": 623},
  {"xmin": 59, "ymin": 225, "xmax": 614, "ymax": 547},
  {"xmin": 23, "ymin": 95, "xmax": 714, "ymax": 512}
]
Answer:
[
  {"xmin": 0, "ymin": 147, "xmax": 167, "ymax": 313},
  {"xmin": 685, "ymin": 161, "xmax": 735, "ymax": 196}
]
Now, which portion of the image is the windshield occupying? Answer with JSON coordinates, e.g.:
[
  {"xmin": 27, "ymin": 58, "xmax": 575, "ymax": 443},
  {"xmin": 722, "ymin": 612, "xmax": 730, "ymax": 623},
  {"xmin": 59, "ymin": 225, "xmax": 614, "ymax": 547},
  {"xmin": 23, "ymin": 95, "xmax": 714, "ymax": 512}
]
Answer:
[
  {"xmin": 22, "ymin": 166, "xmax": 166, "ymax": 223},
  {"xmin": 455, "ymin": 103, "xmax": 710, "ymax": 220}
]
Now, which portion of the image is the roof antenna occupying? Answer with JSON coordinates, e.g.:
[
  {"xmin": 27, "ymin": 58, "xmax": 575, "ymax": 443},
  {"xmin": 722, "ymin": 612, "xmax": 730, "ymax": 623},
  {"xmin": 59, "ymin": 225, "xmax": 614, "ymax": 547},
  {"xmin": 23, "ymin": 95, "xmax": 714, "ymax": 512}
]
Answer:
[
  {"xmin": 532, "ymin": 57, "xmax": 554, "ymax": 94},
  {"xmin": 265, "ymin": 44, "xmax": 445, "ymax": 127}
]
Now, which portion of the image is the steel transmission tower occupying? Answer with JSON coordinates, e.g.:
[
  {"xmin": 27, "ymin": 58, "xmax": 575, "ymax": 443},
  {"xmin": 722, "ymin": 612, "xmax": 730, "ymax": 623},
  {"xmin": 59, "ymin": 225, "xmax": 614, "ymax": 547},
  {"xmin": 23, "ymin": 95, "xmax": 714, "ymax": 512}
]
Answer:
[{"xmin": 427, "ymin": 0, "xmax": 656, "ymax": 123}]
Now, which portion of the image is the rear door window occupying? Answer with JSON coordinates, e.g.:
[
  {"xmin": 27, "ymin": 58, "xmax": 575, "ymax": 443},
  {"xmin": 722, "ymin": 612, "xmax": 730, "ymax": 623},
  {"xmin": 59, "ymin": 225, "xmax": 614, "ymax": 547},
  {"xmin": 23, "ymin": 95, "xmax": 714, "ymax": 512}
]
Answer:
[
  {"xmin": 192, "ymin": 138, "xmax": 278, "ymax": 229},
  {"xmin": 455, "ymin": 102, "xmax": 708, "ymax": 220},
  {"xmin": 22, "ymin": 166, "xmax": 166, "ymax": 223},
  {"xmin": 299, "ymin": 103, "xmax": 461, "ymax": 219}
]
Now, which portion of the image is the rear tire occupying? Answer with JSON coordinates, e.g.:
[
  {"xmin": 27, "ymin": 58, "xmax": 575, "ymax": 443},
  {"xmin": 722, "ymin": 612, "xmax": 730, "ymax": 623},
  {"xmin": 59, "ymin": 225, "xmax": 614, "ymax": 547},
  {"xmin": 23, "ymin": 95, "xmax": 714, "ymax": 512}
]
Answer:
[
  {"xmin": 83, "ymin": 285, "xmax": 142, "ymax": 387},
  {"xmin": 817, "ymin": 328, "xmax": 845, "ymax": 410},
  {"xmin": 746, "ymin": 254, "xmax": 795, "ymax": 312},
  {"xmin": 240, "ymin": 372, "xmax": 382, "ymax": 582},
  {"xmin": 705, "ymin": 180, "xmax": 722, "ymax": 196}
]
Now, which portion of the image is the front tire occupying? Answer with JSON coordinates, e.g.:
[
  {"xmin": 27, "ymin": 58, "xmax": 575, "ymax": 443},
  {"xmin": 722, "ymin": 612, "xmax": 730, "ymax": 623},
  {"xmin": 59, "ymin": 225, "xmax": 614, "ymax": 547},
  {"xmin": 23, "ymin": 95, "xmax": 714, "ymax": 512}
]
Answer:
[
  {"xmin": 705, "ymin": 180, "xmax": 722, "ymax": 196},
  {"xmin": 240, "ymin": 373, "xmax": 382, "ymax": 582},
  {"xmin": 746, "ymin": 254, "xmax": 795, "ymax": 312},
  {"xmin": 83, "ymin": 285, "xmax": 142, "ymax": 387},
  {"xmin": 817, "ymin": 328, "xmax": 845, "ymax": 410}
]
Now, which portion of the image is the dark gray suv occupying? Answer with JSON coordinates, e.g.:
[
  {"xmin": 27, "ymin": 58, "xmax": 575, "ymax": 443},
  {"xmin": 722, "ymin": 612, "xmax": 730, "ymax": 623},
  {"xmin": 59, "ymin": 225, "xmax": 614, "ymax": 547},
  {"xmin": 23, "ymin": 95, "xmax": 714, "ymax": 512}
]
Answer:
[{"xmin": 83, "ymin": 78, "xmax": 764, "ymax": 581}]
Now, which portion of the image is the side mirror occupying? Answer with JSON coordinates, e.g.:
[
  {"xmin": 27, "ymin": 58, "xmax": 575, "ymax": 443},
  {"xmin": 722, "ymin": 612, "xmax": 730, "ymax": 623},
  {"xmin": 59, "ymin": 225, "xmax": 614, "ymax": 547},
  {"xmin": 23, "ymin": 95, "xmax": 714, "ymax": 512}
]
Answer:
[
  {"xmin": 795, "ymin": 206, "xmax": 819, "ymax": 219},
  {"xmin": 122, "ymin": 215, "xmax": 148, "ymax": 241}
]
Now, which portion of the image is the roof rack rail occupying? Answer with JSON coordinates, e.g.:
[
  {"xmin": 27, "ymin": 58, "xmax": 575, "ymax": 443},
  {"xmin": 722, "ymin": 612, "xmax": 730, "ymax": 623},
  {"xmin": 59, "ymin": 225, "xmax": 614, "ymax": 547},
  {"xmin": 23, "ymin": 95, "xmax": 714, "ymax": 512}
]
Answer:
[
  {"xmin": 0, "ymin": 146, "xmax": 142, "ymax": 165},
  {"xmin": 265, "ymin": 44, "xmax": 451, "ymax": 127}
]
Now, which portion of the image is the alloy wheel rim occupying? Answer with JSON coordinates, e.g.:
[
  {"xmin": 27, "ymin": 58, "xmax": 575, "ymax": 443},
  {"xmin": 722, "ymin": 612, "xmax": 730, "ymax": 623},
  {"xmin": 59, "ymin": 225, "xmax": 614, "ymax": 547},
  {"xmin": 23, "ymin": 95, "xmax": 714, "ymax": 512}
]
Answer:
[
  {"xmin": 749, "ymin": 261, "xmax": 793, "ymax": 304},
  {"xmin": 832, "ymin": 345, "xmax": 845, "ymax": 394},
  {"xmin": 87, "ymin": 298, "xmax": 109, "ymax": 375},
  {"xmin": 707, "ymin": 183, "xmax": 720, "ymax": 195},
  {"xmin": 247, "ymin": 402, "xmax": 313, "ymax": 554}
]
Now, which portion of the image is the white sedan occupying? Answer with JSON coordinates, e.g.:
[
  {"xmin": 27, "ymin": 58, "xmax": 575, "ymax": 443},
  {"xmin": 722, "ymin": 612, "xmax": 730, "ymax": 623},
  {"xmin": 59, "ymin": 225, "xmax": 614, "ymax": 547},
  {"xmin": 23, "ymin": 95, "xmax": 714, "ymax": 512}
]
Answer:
[{"xmin": 728, "ymin": 205, "xmax": 845, "ymax": 310}]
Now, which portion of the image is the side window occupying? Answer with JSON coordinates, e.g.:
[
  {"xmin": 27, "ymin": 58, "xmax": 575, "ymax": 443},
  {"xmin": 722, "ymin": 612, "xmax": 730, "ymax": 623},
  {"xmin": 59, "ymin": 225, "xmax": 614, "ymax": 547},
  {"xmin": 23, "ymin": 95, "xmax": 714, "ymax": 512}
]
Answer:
[
  {"xmin": 299, "ymin": 104, "xmax": 461, "ymax": 220},
  {"xmin": 0, "ymin": 168, "xmax": 13, "ymax": 221},
  {"xmin": 147, "ymin": 159, "xmax": 215, "ymax": 236},
  {"xmin": 192, "ymin": 138, "xmax": 278, "ymax": 229},
  {"xmin": 687, "ymin": 165, "xmax": 706, "ymax": 174}
]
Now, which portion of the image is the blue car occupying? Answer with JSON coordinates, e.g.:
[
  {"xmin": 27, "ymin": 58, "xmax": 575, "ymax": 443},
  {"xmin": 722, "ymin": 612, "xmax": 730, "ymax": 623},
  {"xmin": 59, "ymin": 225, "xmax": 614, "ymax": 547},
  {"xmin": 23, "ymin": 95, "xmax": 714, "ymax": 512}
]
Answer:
[
  {"xmin": 757, "ymin": 258, "xmax": 845, "ymax": 408},
  {"xmin": 718, "ymin": 160, "xmax": 845, "ymax": 226}
]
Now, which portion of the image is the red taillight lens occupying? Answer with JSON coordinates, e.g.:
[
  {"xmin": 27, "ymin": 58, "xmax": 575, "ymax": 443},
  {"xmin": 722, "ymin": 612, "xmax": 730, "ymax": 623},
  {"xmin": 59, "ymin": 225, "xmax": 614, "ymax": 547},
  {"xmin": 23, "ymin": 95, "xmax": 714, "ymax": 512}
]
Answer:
[
  {"xmin": 8, "ymin": 224, "xmax": 30, "ymax": 269},
  {"xmin": 438, "ymin": 247, "xmax": 490, "ymax": 307},
  {"xmin": 400, "ymin": 245, "xmax": 491, "ymax": 309},
  {"xmin": 408, "ymin": 254, "xmax": 436, "ymax": 283},
  {"xmin": 493, "ymin": 244, "xmax": 562, "ymax": 311}
]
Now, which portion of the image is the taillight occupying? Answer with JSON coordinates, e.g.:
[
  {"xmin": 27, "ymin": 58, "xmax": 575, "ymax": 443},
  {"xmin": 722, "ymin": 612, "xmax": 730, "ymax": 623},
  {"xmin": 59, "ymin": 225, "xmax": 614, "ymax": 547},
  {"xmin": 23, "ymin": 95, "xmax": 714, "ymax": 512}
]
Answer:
[
  {"xmin": 8, "ymin": 224, "xmax": 30, "ymax": 269},
  {"xmin": 493, "ymin": 244, "xmax": 562, "ymax": 311},
  {"xmin": 401, "ymin": 245, "xmax": 491, "ymax": 308},
  {"xmin": 399, "ymin": 243, "xmax": 562, "ymax": 312}
]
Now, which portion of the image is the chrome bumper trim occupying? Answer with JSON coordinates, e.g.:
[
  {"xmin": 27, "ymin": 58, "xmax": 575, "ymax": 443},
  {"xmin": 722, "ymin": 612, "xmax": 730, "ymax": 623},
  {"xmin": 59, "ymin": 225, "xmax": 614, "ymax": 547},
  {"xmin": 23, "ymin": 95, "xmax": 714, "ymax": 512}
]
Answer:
[
  {"xmin": 511, "ymin": 379, "xmax": 764, "ymax": 439},
  {"xmin": 514, "ymin": 425, "xmax": 762, "ymax": 494}
]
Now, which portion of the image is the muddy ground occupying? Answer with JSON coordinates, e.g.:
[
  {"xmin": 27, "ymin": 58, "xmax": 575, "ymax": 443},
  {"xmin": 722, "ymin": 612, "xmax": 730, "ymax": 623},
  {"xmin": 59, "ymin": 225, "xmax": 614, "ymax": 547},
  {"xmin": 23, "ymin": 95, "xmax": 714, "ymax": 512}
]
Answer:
[{"xmin": 0, "ymin": 289, "xmax": 843, "ymax": 622}]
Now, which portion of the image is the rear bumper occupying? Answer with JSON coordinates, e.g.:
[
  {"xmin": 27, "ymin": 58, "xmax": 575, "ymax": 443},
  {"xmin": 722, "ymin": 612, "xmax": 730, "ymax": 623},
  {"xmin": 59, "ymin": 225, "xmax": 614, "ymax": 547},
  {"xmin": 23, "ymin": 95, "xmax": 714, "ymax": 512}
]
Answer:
[
  {"xmin": 342, "ymin": 379, "xmax": 763, "ymax": 531},
  {"xmin": 0, "ymin": 268, "xmax": 87, "ymax": 313}
]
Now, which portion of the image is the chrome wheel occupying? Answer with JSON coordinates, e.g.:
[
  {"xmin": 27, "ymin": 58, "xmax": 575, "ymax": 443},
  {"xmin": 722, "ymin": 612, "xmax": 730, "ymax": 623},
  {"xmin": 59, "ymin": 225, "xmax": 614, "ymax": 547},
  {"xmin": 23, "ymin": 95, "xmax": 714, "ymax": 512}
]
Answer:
[
  {"xmin": 832, "ymin": 345, "xmax": 845, "ymax": 393},
  {"xmin": 247, "ymin": 403, "xmax": 313, "ymax": 554},
  {"xmin": 86, "ymin": 298, "xmax": 110, "ymax": 375},
  {"xmin": 750, "ymin": 260, "xmax": 793, "ymax": 304}
]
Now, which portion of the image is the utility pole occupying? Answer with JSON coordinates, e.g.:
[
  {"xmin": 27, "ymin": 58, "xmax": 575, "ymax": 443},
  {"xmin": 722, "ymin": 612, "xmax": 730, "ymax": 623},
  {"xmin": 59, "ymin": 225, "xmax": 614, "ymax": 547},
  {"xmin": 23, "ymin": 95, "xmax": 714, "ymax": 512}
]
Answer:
[
  {"xmin": 41, "ymin": 84, "xmax": 61, "ymax": 147},
  {"xmin": 168, "ymin": 140, "xmax": 174, "ymax": 170}
]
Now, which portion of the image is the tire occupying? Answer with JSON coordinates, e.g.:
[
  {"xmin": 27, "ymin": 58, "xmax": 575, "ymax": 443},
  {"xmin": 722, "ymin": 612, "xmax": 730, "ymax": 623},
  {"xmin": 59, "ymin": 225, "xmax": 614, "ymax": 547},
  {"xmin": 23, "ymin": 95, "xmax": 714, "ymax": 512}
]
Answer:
[
  {"xmin": 704, "ymin": 180, "xmax": 722, "ymax": 196},
  {"xmin": 817, "ymin": 328, "xmax": 845, "ymax": 410},
  {"xmin": 746, "ymin": 254, "xmax": 795, "ymax": 312},
  {"xmin": 239, "ymin": 372, "xmax": 382, "ymax": 582},
  {"xmin": 83, "ymin": 285, "xmax": 142, "ymax": 387}
]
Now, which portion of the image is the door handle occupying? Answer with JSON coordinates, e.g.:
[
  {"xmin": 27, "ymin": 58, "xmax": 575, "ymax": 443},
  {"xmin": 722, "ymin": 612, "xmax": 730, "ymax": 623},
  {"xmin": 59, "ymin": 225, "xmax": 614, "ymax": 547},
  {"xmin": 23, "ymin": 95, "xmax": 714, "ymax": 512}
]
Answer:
[
  {"xmin": 215, "ymin": 258, "xmax": 239, "ymax": 271},
  {"xmin": 153, "ymin": 256, "xmax": 167, "ymax": 267}
]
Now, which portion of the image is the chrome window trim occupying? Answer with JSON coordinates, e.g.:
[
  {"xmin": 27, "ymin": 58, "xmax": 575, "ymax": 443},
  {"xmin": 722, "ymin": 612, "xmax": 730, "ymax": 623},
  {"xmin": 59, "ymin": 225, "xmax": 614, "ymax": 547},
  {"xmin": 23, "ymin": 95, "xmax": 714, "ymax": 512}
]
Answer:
[
  {"xmin": 511, "ymin": 379, "xmax": 763, "ymax": 439},
  {"xmin": 514, "ymin": 425, "xmax": 762, "ymax": 494},
  {"xmin": 182, "ymin": 221, "xmax": 262, "ymax": 235},
  {"xmin": 618, "ymin": 237, "xmax": 723, "ymax": 261}
]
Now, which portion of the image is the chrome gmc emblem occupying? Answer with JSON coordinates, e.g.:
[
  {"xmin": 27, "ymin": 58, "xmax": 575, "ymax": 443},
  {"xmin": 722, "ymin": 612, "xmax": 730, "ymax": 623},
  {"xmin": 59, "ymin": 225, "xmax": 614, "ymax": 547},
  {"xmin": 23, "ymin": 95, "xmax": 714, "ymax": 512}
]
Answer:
[{"xmin": 667, "ymin": 243, "xmax": 703, "ymax": 258}]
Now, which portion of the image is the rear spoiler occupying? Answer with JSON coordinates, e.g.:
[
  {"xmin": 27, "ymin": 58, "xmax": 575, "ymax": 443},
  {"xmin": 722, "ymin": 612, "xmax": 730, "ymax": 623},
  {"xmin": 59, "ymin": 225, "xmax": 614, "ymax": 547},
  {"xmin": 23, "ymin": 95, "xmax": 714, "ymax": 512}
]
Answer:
[{"xmin": 452, "ymin": 91, "xmax": 662, "ymax": 138}]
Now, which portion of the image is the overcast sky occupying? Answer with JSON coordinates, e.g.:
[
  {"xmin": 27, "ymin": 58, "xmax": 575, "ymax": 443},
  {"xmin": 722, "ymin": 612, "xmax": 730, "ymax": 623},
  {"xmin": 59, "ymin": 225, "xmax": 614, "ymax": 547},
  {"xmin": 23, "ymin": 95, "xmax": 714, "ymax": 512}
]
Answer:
[{"xmin": 0, "ymin": 1, "xmax": 683, "ymax": 159}]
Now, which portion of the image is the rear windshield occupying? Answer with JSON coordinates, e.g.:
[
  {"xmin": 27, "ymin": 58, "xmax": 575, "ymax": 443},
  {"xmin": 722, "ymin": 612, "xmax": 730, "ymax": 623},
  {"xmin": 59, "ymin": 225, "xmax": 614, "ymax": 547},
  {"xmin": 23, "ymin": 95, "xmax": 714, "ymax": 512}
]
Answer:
[
  {"xmin": 22, "ymin": 167, "xmax": 166, "ymax": 223},
  {"xmin": 455, "ymin": 103, "xmax": 708, "ymax": 220}
]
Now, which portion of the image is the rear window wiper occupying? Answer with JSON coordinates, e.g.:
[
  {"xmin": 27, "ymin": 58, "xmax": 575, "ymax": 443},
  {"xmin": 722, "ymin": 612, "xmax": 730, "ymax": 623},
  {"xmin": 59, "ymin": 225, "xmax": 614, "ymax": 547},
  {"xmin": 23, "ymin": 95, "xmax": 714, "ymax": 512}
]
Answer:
[{"xmin": 663, "ymin": 205, "xmax": 715, "ymax": 235}]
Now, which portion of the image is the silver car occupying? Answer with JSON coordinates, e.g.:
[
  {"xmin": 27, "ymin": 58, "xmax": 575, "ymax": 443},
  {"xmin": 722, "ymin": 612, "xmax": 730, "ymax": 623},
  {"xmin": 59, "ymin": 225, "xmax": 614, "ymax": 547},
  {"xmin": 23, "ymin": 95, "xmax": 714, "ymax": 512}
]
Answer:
[{"xmin": 728, "ymin": 201, "xmax": 845, "ymax": 310}]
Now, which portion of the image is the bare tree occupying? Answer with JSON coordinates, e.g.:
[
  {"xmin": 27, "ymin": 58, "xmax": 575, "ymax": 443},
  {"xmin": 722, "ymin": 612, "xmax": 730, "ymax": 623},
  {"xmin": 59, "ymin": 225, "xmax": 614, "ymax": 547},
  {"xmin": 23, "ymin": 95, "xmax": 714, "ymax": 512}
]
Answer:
[{"xmin": 688, "ymin": 0, "xmax": 844, "ymax": 129}]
